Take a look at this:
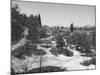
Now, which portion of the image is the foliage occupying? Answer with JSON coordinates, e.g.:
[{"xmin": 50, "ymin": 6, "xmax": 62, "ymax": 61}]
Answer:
[
  {"xmin": 80, "ymin": 57, "xmax": 96, "ymax": 66},
  {"xmin": 50, "ymin": 47, "xmax": 73, "ymax": 57},
  {"xmin": 15, "ymin": 66, "xmax": 66, "ymax": 74},
  {"xmin": 66, "ymin": 32, "xmax": 96, "ymax": 53},
  {"xmin": 11, "ymin": 4, "xmax": 47, "ymax": 43},
  {"xmin": 37, "ymin": 39, "xmax": 51, "ymax": 44},
  {"xmin": 40, "ymin": 45, "xmax": 52, "ymax": 48},
  {"xmin": 56, "ymin": 35, "xmax": 65, "ymax": 48},
  {"xmin": 39, "ymin": 28, "xmax": 49, "ymax": 38},
  {"xmin": 70, "ymin": 23, "xmax": 74, "ymax": 32},
  {"xmin": 12, "ymin": 43, "xmax": 46, "ymax": 59},
  {"xmin": 11, "ymin": 5, "xmax": 25, "ymax": 42}
]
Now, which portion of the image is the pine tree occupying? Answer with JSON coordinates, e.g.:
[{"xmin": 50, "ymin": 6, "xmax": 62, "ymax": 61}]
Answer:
[
  {"xmin": 70, "ymin": 23, "xmax": 74, "ymax": 32},
  {"xmin": 38, "ymin": 14, "xmax": 42, "ymax": 26}
]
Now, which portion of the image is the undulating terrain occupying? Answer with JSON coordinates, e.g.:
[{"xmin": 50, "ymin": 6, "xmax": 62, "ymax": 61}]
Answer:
[{"xmin": 11, "ymin": 4, "xmax": 96, "ymax": 75}]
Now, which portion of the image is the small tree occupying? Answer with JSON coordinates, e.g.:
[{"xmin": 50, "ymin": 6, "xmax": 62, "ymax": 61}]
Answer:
[
  {"xmin": 38, "ymin": 14, "xmax": 42, "ymax": 26},
  {"xmin": 56, "ymin": 35, "xmax": 65, "ymax": 48},
  {"xmin": 61, "ymin": 26, "xmax": 64, "ymax": 29},
  {"xmin": 70, "ymin": 23, "xmax": 74, "ymax": 32}
]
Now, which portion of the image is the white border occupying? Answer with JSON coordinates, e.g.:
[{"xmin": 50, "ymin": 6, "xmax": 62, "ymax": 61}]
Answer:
[{"xmin": 0, "ymin": 0, "xmax": 99, "ymax": 75}]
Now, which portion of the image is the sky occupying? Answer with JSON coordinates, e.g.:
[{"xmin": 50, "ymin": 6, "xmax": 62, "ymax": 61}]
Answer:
[{"xmin": 12, "ymin": 0, "xmax": 96, "ymax": 27}]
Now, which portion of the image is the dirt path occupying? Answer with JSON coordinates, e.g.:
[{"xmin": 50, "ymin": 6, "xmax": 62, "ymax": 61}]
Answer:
[
  {"xmin": 12, "ymin": 32, "xmax": 95, "ymax": 73},
  {"xmin": 35, "ymin": 34, "xmax": 95, "ymax": 70}
]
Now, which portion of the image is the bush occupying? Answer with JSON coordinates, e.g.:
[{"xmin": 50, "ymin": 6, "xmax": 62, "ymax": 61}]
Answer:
[
  {"xmin": 11, "ymin": 21, "xmax": 24, "ymax": 43},
  {"xmin": 37, "ymin": 39, "xmax": 51, "ymax": 44},
  {"xmin": 64, "ymin": 49, "xmax": 73, "ymax": 57},
  {"xmin": 39, "ymin": 29, "xmax": 49, "ymax": 38},
  {"xmin": 11, "ymin": 68, "xmax": 16, "ymax": 75},
  {"xmin": 40, "ymin": 45, "xmax": 52, "ymax": 48},
  {"xmin": 80, "ymin": 57, "xmax": 96, "ymax": 66},
  {"xmin": 35, "ymin": 49, "xmax": 46, "ymax": 55},
  {"xmin": 50, "ymin": 47, "xmax": 73, "ymax": 57},
  {"xmin": 56, "ymin": 35, "xmax": 65, "ymax": 48},
  {"xmin": 12, "ymin": 43, "xmax": 46, "ymax": 59},
  {"xmin": 65, "ymin": 32, "xmax": 96, "ymax": 53}
]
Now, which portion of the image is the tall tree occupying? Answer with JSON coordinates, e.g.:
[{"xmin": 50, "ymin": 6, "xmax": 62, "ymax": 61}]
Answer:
[
  {"xmin": 11, "ymin": 4, "xmax": 24, "ymax": 42},
  {"xmin": 70, "ymin": 23, "xmax": 74, "ymax": 32},
  {"xmin": 38, "ymin": 14, "xmax": 42, "ymax": 26}
]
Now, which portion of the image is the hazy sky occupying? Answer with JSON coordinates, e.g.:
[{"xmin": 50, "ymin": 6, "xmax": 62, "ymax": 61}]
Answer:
[{"xmin": 12, "ymin": 1, "xmax": 96, "ymax": 27}]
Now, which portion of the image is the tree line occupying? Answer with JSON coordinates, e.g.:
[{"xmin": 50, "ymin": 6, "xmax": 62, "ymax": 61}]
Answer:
[{"xmin": 11, "ymin": 4, "xmax": 46, "ymax": 43}]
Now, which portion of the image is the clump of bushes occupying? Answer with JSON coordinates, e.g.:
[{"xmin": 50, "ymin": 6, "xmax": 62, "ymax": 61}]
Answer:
[
  {"xmin": 35, "ymin": 49, "xmax": 46, "ymax": 55},
  {"xmin": 40, "ymin": 45, "xmax": 52, "ymax": 48},
  {"xmin": 80, "ymin": 57, "xmax": 96, "ymax": 66},
  {"xmin": 56, "ymin": 35, "xmax": 65, "ymax": 48},
  {"xmin": 65, "ymin": 32, "xmax": 96, "ymax": 54},
  {"xmin": 39, "ymin": 28, "xmax": 49, "ymax": 38},
  {"xmin": 50, "ymin": 47, "xmax": 73, "ymax": 57},
  {"xmin": 12, "ymin": 43, "xmax": 46, "ymax": 59},
  {"xmin": 37, "ymin": 39, "xmax": 51, "ymax": 44}
]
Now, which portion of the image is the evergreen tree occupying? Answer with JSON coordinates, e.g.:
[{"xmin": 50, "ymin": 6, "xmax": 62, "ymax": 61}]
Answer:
[
  {"xmin": 38, "ymin": 14, "xmax": 42, "ymax": 26},
  {"xmin": 70, "ymin": 23, "xmax": 74, "ymax": 32}
]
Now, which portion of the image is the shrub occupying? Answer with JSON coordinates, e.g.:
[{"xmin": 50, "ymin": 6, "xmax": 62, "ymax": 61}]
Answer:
[
  {"xmin": 35, "ymin": 49, "xmax": 46, "ymax": 55},
  {"xmin": 12, "ymin": 43, "xmax": 46, "ymax": 59},
  {"xmin": 37, "ymin": 39, "xmax": 51, "ymax": 44},
  {"xmin": 80, "ymin": 57, "xmax": 96, "ymax": 66},
  {"xmin": 40, "ymin": 45, "xmax": 52, "ymax": 48},
  {"xmin": 50, "ymin": 47, "xmax": 73, "ymax": 57},
  {"xmin": 65, "ymin": 32, "xmax": 96, "ymax": 54},
  {"xmin": 63, "ymin": 49, "xmax": 73, "ymax": 57},
  {"xmin": 56, "ymin": 35, "xmax": 65, "ymax": 48}
]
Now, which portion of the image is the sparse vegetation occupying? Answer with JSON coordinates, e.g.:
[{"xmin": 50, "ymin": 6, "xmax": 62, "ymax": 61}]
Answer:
[
  {"xmin": 11, "ymin": 3, "xmax": 96, "ymax": 74},
  {"xmin": 12, "ymin": 43, "xmax": 46, "ymax": 59},
  {"xmin": 64, "ymin": 31, "xmax": 96, "ymax": 54},
  {"xmin": 15, "ymin": 66, "xmax": 66, "ymax": 74}
]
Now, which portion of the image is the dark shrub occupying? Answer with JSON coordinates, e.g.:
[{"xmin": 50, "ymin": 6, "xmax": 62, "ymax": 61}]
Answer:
[
  {"xmin": 66, "ymin": 32, "xmax": 96, "ymax": 54},
  {"xmin": 56, "ymin": 36, "xmax": 65, "ymax": 48},
  {"xmin": 50, "ymin": 47, "xmax": 73, "ymax": 57},
  {"xmin": 50, "ymin": 47, "xmax": 59, "ymax": 56},
  {"xmin": 63, "ymin": 49, "xmax": 73, "ymax": 57},
  {"xmin": 12, "ymin": 43, "xmax": 46, "ymax": 59},
  {"xmin": 80, "ymin": 57, "xmax": 96, "ymax": 66},
  {"xmin": 35, "ymin": 49, "xmax": 46, "ymax": 55},
  {"xmin": 11, "ymin": 68, "xmax": 16, "ymax": 75},
  {"xmin": 40, "ymin": 45, "xmax": 52, "ymax": 48},
  {"xmin": 38, "ymin": 40, "xmax": 51, "ymax": 44}
]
